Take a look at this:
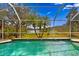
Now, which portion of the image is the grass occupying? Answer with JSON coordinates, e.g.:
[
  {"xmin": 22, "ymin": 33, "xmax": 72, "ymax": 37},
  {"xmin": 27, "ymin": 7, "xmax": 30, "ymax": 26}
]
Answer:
[
  {"xmin": 8, "ymin": 32, "xmax": 70, "ymax": 39},
  {"xmin": 1, "ymin": 32, "xmax": 79, "ymax": 39}
]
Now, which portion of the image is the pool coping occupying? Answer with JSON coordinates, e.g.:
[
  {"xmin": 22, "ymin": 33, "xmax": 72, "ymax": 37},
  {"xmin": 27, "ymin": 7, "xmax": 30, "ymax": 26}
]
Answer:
[
  {"xmin": 0, "ymin": 38, "xmax": 79, "ymax": 44},
  {"xmin": 0, "ymin": 38, "xmax": 71, "ymax": 44},
  {"xmin": 12, "ymin": 38, "xmax": 71, "ymax": 41}
]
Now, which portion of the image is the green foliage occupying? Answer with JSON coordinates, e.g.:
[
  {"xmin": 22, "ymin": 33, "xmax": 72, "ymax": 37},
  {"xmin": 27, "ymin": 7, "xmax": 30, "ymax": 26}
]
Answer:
[
  {"xmin": 71, "ymin": 21, "xmax": 79, "ymax": 32},
  {"xmin": 4, "ymin": 26, "xmax": 16, "ymax": 32}
]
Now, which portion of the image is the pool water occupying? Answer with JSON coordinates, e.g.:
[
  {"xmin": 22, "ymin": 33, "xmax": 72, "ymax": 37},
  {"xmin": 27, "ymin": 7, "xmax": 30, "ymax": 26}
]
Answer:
[{"xmin": 0, "ymin": 40, "xmax": 79, "ymax": 56}]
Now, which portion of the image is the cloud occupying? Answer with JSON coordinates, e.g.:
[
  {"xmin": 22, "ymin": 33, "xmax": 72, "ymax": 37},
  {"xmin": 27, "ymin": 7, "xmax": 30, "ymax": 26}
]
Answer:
[
  {"xmin": 64, "ymin": 5, "xmax": 74, "ymax": 9},
  {"xmin": 74, "ymin": 3, "xmax": 79, "ymax": 7},
  {"xmin": 64, "ymin": 3, "xmax": 79, "ymax": 9}
]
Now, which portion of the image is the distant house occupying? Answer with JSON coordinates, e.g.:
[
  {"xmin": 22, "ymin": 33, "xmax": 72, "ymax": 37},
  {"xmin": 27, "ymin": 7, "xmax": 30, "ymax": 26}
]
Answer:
[{"xmin": 26, "ymin": 25, "xmax": 50, "ymax": 33}]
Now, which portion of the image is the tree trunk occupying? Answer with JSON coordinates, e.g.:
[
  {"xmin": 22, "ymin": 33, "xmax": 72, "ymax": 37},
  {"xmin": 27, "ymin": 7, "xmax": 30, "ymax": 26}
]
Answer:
[
  {"xmin": 40, "ymin": 22, "xmax": 46, "ymax": 38},
  {"xmin": 15, "ymin": 21, "xmax": 19, "ymax": 38},
  {"xmin": 33, "ymin": 23, "xmax": 39, "ymax": 38}
]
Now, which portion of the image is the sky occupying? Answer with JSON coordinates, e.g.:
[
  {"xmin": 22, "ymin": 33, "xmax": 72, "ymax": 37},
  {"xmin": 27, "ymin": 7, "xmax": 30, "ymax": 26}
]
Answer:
[{"xmin": 0, "ymin": 3, "xmax": 79, "ymax": 27}]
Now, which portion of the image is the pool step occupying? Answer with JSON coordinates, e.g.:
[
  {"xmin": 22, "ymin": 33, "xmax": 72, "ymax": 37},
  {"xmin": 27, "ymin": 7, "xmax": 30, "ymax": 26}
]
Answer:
[
  {"xmin": 71, "ymin": 39, "xmax": 79, "ymax": 43},
  {"xmin": 0, "ymin": 39, "xmax": 12, "ymax": 43}
]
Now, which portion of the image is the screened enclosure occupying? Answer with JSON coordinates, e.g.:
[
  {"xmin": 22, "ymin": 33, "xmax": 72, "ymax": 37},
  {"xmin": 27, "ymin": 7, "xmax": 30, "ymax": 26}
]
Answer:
[{"xmin": 0, "ymin": 3, "xmax": 79, "ymax": 39}]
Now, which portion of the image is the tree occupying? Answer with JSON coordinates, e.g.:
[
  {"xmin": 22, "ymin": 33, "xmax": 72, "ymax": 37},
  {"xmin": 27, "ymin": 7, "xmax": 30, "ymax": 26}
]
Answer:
[
  {"xmin": 66, "ymin": 8, "xmax": 79, "ymax": 32},
  {"xmin": 37, "ymin": 16, "xmax": 50, "ymax": 38},
  {"xmin": 8, "ymin": 3, "xmax": 30, "ymax": 38},
  {"xmin": 66, "ymin": 8, "xmax": 78, "ymax": 25},
  {"xmin": 0, "ymin": 9, "xmax": 9, "ymax": 39},
  {"xmin": 8, "ymin": 3, "xmax": 50, "ymax": 38},
  {"xmin": 27, "ymin": 11, "xmax": 50, "ymax": 38}
]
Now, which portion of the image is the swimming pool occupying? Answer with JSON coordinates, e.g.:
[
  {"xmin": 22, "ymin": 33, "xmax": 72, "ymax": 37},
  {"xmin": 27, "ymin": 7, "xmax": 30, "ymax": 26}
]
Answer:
[{"xmin": 0, "ymin": 40, "xmax": 79, "ymax": 56}]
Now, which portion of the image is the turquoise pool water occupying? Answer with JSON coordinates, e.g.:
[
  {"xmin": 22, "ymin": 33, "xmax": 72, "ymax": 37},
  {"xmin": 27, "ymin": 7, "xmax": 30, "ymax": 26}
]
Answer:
[{"xmin": 0, "ymin": 40, "xmax": 79, "ymax": 56}]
